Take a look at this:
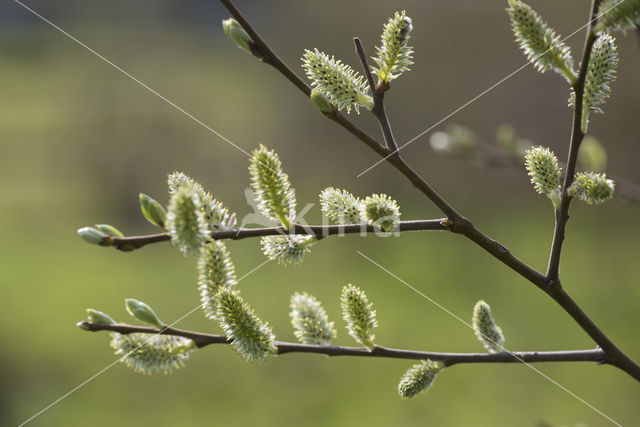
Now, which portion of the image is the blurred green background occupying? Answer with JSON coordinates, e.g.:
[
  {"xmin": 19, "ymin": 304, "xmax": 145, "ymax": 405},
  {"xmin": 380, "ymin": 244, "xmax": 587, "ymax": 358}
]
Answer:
[{"xmin": 1, "ymin": 0, "xmax": 639, "ymax": 426}]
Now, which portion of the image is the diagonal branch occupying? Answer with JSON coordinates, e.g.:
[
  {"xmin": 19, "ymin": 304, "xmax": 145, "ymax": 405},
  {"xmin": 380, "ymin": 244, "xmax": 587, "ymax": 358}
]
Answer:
[
  {"xmin": 79, "ymin": 321, "xmax": 606, "ymax": 367},
  {"xmin": 216, "ymin": 0, "xmax": 640, "ymax": 381}
]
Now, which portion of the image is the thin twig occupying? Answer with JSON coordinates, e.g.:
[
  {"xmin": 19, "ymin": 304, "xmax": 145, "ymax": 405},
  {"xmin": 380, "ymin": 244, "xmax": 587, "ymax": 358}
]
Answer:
[
  {"xmin": 353, "ymin": 37, "xmax": 398, "ymax": 152},
  {"xmin": 353, "ymin": 38, "xmax": 377, "ymax": 93},
  {"xmin": 105, "ymin": 219, "xmax": 448, "ymax": 251},
  {"xmin": 546, "ymin": 0, "xmax": 601, "ymax": 283},
  {"xmin": 79, "ymin": 322, "xmax": 606, "ymax": 367}
]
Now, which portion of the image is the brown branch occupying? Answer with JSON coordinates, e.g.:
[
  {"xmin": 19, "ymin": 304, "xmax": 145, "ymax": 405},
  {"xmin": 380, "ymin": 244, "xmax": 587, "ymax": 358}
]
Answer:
[
  {"xmin": 536, "ymin": 0, "xmax": 640, "ymax": 381},
  {"xmin": 105, "ymin": 220, "xmax": 448, "ymax": 251},
  {"xmin": 79, "ymin": 322, "xmax": 606, "ymax": 367},
  {"xmin": 353, "ymin": 37, "xmax": 398, "ymax": 152},
  {"xmin": 215, "ymin": 0, "xmax": 640, "ymax": 381},
  {"xmin": 546, "ymin": 0, "xmax": 602, "ymax": 282}
]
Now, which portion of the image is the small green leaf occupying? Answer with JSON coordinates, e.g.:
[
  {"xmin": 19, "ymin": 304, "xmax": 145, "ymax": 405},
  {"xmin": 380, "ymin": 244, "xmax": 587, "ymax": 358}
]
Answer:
[
  {"xmin": 86, "ymin": 308, "xmax": 117, "ymax": 325},
  {"xmin": 222, "ymin": 18, "xmax": 253, "ymax": 55},
  {"xmin": 125, "ymin": 298, "xmax": 164, "ymax": 329},
  {"xmin": 139, "ymin": 193, "xmax": 167, "ymax": 229},
  {"xmin": 310, "ymin": 90, "xmax": 334, "ymax": 115},
  {"xmin": 94, "ymin": 224, "xmax": 124, "ymax": 238},
  {"xmin": 77, "ymin": 227, "xmax": 109, "ymax": 246}
]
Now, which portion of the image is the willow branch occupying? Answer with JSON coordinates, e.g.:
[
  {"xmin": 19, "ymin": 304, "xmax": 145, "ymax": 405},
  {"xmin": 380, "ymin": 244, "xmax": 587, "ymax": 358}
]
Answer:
[
  {"xmin": 218, "ymin": 0, "xmax": 460, "ymax": 220},
  {"xmin": 353, "ymin": 37, "xmax": 398, "ymax": 152},
  {"xmin": 216, "ymin": 0, "xmax": 640, "ymax": 381},
  {"xmin": 106, "ymin": 219, "xmax": 448, "ymax": 251},
  {"xmin": 546, "ymin": 0, "xmax": 602, "ymax": 282},
  {"xmin": 79, "ymin": 322, "xmax": 606, "ymax": 367},
  {"xmin": 535, "ymin": 0, "xmax": 640, "ymax": 381}
]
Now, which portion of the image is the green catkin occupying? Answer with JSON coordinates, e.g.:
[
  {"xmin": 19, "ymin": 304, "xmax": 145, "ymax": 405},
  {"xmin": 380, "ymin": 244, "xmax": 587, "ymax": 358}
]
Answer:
[
  {"xmin": 341, "ymin": 284, "xmax": 378, "ymax": 349},
  {"xmin": 290, "ymin": 292, "xmax": 336, "ymax": 346},
  {"xmin": 372, "ymin": 11, "xmax": 414, "ymax": 84},
  {"xmin": 215, "ymin": 288, "xmax": 276, "ymax": 361},
  {"xmin": 359, "ymin": 194, "xmax": 401, "ymax": 232},
  {"xmin": 568, "ymin": 172, "xmax": 615, "ymax": 205},
  {"xmin": 472, "ymin": 300, "xmax": 506, "ymax": 353},
  {"xmin": 198, "ymin": 240, "xmax": 237, "ymax": 320},
  {"xmin": 507, "ymin": 0, "xmax": 576, "ymax": 82},
  {"xmin": 302, "ymin": 49, "xmax": 373, "ymax": 113},
  {"xmin": 249, "ymin": 145, "xmax": 297, "ymax": 227},
  {"xmin": 319, "ymin": 187, "xmax": 363, "ymax": 225},
  {"xmin": 398, "ymin": 360, "xmax": 443, "ymax": 398}
]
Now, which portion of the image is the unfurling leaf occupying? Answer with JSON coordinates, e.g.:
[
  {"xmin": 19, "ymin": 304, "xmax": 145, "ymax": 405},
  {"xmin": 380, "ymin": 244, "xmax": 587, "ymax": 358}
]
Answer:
[
  {"xmin": 507, "ymin": 0, "xmax": 576, "ymax": 83},
  {"xmin": 86, "ymin": 309, "xmax": 117, "ymax": 325},
  {"xmin": 372, "ymin": 11, "xmax": 414, "ymax": 84},
  {"xmin": 77, "ymin": 227, "xmax": 109, "ymax": 246},
  {"xmin": 222, "ymin": 18, "xmax": 254, "ymax": 55},
  {"xmin": 249, "ymin": 145, "xmax": 297, "ymax": 227},
  {"xmin": 572, "ymin": 34, "xmax": 618, "ymax": 132},
  {"xmin": 198, "ymin": 241, "xmax": 237, "ymax": 320},
  {"xmin": 110, "ymin": 333, "xmax": 195, "ymax": 374},
  {"xmin": 94, "ymin": 224, "xmax": 124, "ymax": 238},
  {"xmin": 341, "ymin": 284, "xmax": 378, "ymax": 349},
  {"xmin": 310, "ymin": 90, "xmax": 334, "ymax": 115},
  {"xmin": 260, "ymin": 235, "xmax": 315, "ymax": 265},
  {"xmin": 568, "ymin": 172, "xmax": 615, "ymax": 205},
  {"xmin": 594, "ymin": 0, "xmax": 640, "ymax": 34},
  {"xmin": 139, "ymin": 193, "xmax": 167, "ymax": 229},
  {"xmin": 290, "ymin": 292, "xmax": 336, "ymax": 346},
  {"xmin": 166, "ymin": 185, "xmax": 210, "ymax": 256},
  {"xmin": 359, "ymin": 194, "xmax": 401, "ymax": 232},
  {"xmin": 302, "ymin": 48, "xmax": 373, "ymax": 113},
  {"xmin": 125, "ymin": 298, "xmax": 164, "ymax": 329},
  {"xmin": 398, "ymin": 360, "xmax": 443, "ymax": 399},
  {"xmin": 215, "ymin": 288, "xmax": 276, "ymax": 361},
  {"xmin": 319, "ymin": 187, "xmax": 363, "ymax": 225},
  {"xmin": 472, "ymin": 300, "xmax": 505, "ymax": 353}
]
